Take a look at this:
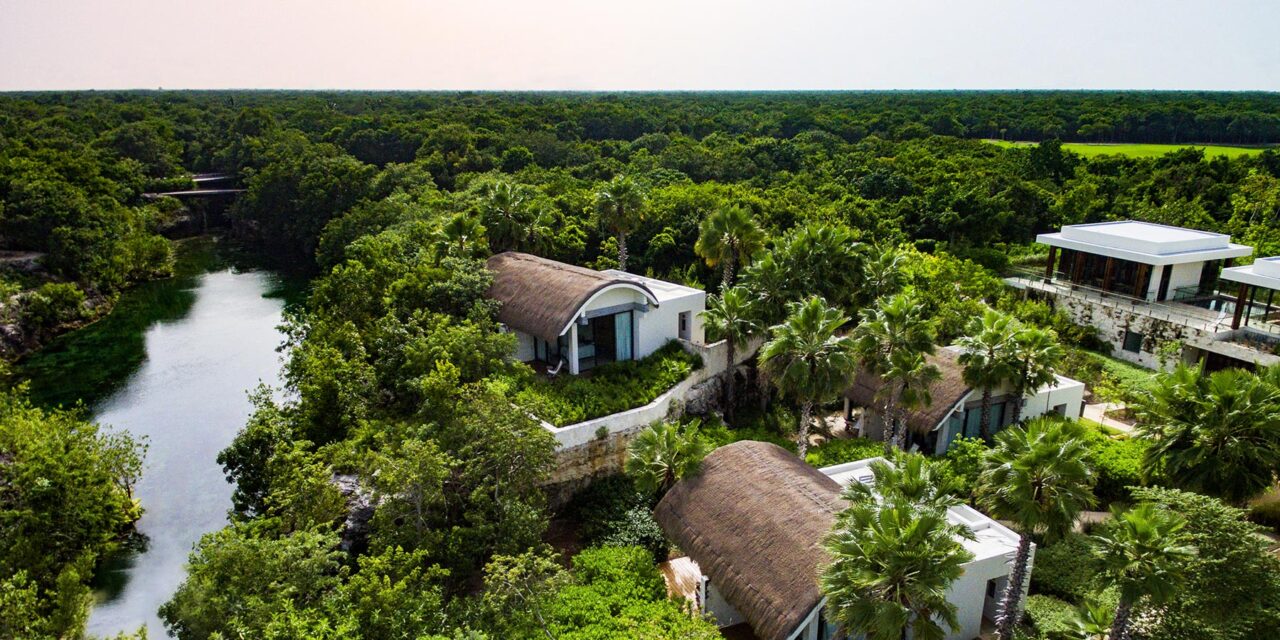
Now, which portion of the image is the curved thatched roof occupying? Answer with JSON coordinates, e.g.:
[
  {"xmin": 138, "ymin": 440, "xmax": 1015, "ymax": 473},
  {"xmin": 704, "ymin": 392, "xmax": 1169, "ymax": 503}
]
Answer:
[
  {"xmin": 845, "ymin": 347, "xmax": 972, "ymax": 433},
  {"xmin": 654, "ymin": 441, "xmax": 844, "ymax": 640},
  {"xmin": 486, "ymin": 252, "xmax": 659, "ymax": 343}
]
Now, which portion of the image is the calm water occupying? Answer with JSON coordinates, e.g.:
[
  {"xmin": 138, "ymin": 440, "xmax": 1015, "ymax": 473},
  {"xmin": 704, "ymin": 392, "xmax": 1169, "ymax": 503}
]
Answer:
[{"xmin": 20, "ymin": 238, "xmax": 302, "ymax": 637}]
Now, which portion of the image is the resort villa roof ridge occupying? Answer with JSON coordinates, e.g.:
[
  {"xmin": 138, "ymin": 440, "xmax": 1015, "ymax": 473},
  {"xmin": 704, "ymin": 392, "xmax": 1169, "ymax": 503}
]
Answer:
[
  {"xmin": 654, "ymin": 442, "xmax": 1030, "ymax": 640},
  {"xmin": 486, "ymin": 251, "xmax": 706, "ymax": 376}
]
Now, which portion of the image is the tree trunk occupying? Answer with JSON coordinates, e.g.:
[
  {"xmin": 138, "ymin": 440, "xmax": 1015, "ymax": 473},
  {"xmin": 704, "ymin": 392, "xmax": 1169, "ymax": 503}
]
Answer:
[
  {"xmin": 724, "ymin": 340, "xmax": 737, "ymax": 422},
  {"xmin": 797, "ymin": 400, "xmax": 813, "ymax": 458},
  {"xmin": 617, "ymin": 231, "xmax": 628, "ymax": 272},
  {"xmin": 980, "ymin": 387, "xmax": 993, "ymax": 441},
  {"xmin": 882, "ymin": 398, "xmax": 897, "ymax": 456},
  {"xmin": 722, "ymin": 254, "xmax": 735, "ymax": 290},
  {"xmin": 1110, "ymin": 598, "xmax": 1134, "ymax": 640},
  {"xmin": 1011, "ymin": 380, "xmax": 1025, "ymax": 424},
  {"xmin": 995, "ymin": 535, "xmax": 1033, "ymax": 640}
]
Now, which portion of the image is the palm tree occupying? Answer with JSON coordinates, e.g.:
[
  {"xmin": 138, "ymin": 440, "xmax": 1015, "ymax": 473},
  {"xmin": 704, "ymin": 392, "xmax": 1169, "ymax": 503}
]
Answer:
[
  {"xmin": 435, "ymin": 212, "xmax": 486, "ymax": 258},
  {"xmin": 479, "ymin": 180, "xmax": 547, "ymax": 253},
  {"xmin": 700, "ymin": 286, "xmax": 758, "ymax": 421},
  {"xmin": 821, "ymin": 499, "xmax": 975, "ymax": 640},
  {"xmin": 842, "ymin": 453, "xmax": 962, "ymax": 513},
  {"xmin": 1091, "ymin": 503, "xmax": 1197, "ymax": 640},
  {"xmin": 860, "ymin": 244, "xmax": 906, "ymax": 304},
  {"xmin": 978, "ymin": 418, "xmax": 1096, "ymax": 640},
  {"xmin": 1009, "ymin": 326, "xmax": 1064, "ymax": 423},
  {"xmin": 758, "ymin": 296, "xmax": 858, "ymax": 458},
  {"xmin": 1069, "ymin": 598, "xmax": 1115, "ymax": 640},
  {"xmin": 1134, "ymin": 365, "xmax": 1280, "ymax": 504},
  {"xmin": 624, "ymin": 420, "xmax": 711, "ymax": 495},
  {"xmin": 956, "ymin": 309, "xmax": 1021, "ymax": 440},
  {"xmin": 852, "ymin": 293, "xmax": 938, "ymax": 452},
  {"xmin": 882, "ymin": 348, "xmax": 941, "ymax": 452},
  {"xmin": 593, "ymin": 175, "xmax": 645, "ymax": 271},
  {"xmin": 694, "ymin": 205, "xmax": 765, "ymax": 289}
]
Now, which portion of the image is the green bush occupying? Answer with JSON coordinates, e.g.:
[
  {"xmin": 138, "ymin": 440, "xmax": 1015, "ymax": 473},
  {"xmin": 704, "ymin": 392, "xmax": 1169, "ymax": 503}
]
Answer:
[
  {"xmin": 1030, "ymin": 533, "xmax": 1098, "ymax": 603},
  {"xmin": 804, "ymin": 437, "xmax": 884, "ymax": 468},
  {"xmin": 1080, "ymin": 430, "xmax": 1146, "ymax": 507},
  {"xmin": 566, "ymin": 476, "xmax": 666, "ymax": 560},
  {"xmin": 1023, "ymin": 594, "xmax": 1077, "ymax": 638},
  {"xmin": 701, "ymin": 414, "xmax": 796, "ymax": 453},
  {"xmin": 23, "ymin": 282, "xmax": 88, "ymax": 330},
  {"xmin": 513, "ymin": 342, "xmax": 701, "ymax": 426},
  {"xmin": 936, "ymin": 436, "xmax": 988, "ymax": 499}
]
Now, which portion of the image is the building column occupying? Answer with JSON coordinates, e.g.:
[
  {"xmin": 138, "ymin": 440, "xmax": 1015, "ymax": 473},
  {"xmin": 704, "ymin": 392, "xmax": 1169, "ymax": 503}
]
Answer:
[
  {"xmin": 1102, "ymin": 257, "xmax": 1115, "ymax": 293},
  {"xmin": 568, "ymin": 322, "xmax": 580, "ymax": 375},
  {"xmin": 1232, "ymin": 283, "xmax": 1249, "ymax": 330},
  {"xmin": 1044, "ymin": 246, "xmax": 1057, "ymax": 280}
]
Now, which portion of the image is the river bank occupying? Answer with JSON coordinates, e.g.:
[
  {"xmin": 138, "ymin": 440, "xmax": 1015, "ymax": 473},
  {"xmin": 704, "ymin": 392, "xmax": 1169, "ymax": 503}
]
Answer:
[{"xmin": 16, "ymin": 235, "xmax": 305, "ymax": 637}]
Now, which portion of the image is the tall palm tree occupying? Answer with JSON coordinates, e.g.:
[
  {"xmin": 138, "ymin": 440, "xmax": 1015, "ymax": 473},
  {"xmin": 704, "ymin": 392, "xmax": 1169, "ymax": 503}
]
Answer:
[
  {"xmin": 1134, "ymin": 365, "xmax": 1280, "ymax": 505},
  {"xmin": 821, "ymin": 499, "xmax": 975, "ymax": 640},
  {"xmin": 1092, "ymin": 503, "xmax": 1197, "ymax": 640},
  {"xmin": 882, "ymin": 348, "xmax": 941, "ymax": 452},
  {"xmin": 694, "ymin": 205, "xmax": 766, "ymax": 289},
  {"xmin": 624, "ymin": 420, "xmax": 710, "ymax": 496},
  {"xmin": 435, "ymin": 212, "xmax": 486, "ymax": 258},
  {"xmin": 852, "ymin": 293, "xmax": 938, "ymax": 452},
  {"xmin": 699, "ymin": 286, "xmax": 759, "ymax": 421},
  {"xmin": 759, "ymin": 296, "xmax": 858, "ymax": 458},
  {"xmin": 1009, "ymin": 326, "xmax": 1064, "ymax": 423},
  {"xmin": 978, "ymin": 418, "xmax": 1096, "ymax": 640},
  {"xmin": 593, "ymin": 175, "xmax": 645, "ymax": 272},
  {"xmin": 956, "ymin": 309, "xmax": 1021, "ymax": 440}
]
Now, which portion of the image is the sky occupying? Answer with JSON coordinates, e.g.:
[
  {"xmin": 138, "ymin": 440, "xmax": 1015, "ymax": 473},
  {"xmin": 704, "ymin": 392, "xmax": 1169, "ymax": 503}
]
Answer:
[{"xmin": 2, "ymin": 0, "xmax": 1278, "ymax": 91}]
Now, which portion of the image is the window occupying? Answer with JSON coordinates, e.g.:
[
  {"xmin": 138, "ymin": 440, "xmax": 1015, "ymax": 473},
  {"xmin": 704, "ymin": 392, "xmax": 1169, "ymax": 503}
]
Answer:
[
  {"xmin": 1052, "ymin": 403, "xmax": 1068, "ymax": 416},
  {"xmin": 678, "ymin": 311, "xmax": 691, "ymax": 340},
  {"xmin": 1122, "ymin": 330, "xmax": 1144, "ymax": 353},
  {"xmin": 987, "ymin": 579, "xmax": 997, "ymax": 598}
]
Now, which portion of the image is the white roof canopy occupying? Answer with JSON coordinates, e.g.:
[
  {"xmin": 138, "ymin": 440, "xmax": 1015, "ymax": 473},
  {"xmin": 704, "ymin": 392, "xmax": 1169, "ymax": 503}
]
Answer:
[
  {"xmin": 1221, "ymin": 257, "xmax": 1280, "ymax": 291},
  {"xmin": 1038, "ymin": 220, "xmax": 1253, "ymax": 266}
]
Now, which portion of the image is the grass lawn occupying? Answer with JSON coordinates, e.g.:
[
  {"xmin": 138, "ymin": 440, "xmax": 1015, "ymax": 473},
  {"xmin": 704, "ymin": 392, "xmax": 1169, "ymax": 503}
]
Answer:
[{"xmin": 985, "ymin": 139, "xmax": 1273, "ymax": 159}]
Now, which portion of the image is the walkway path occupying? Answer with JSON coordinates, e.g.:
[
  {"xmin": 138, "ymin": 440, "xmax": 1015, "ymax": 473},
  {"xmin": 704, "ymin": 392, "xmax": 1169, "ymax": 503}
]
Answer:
[{"xmin": 1082, "ymin": 402, "xmax": 1135, "ymax": 435}]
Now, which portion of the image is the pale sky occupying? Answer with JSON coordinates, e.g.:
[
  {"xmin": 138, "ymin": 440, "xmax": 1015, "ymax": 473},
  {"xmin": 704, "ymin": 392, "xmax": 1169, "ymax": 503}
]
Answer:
[{"xmin": 2, "ymin": 0, "xmax": 1278, "ymax": 91}]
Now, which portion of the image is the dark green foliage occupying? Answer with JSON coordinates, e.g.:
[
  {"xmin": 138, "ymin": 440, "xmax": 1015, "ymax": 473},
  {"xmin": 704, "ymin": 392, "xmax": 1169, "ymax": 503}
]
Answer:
[
  {"xmin": 804, "ymin": 437, "xmax": 885, "ymax": 468},
  {"xmin": 1030, "ymin": 533, "xmax": 1101, "ymax": 603},
  {"xmin": 21, "ymin": 282, "xmax": 88, "ymax": 330},
  {"xmin": 1127, "ymin": 487, "xmax": 1280, "ymax": 640},
  {"xmin": 0, "ymin": 389, "xmax": 145, "ymax": 638},
  {"xmin": 510, "ymin": 341, "xmax": 701, "ymax": 426},
  {"xmin": 1084, "ymin": 433, "xmax": 1147, "ymax": 507},
  {"xmin": 1022, "ymin": 594, "xmax": 1077, "ymax": 639}
]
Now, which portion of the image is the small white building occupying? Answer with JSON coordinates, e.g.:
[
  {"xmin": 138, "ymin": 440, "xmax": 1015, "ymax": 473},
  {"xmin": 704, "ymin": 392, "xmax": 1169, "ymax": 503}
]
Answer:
[
  {"xmin": 486, "ymin": 252, "xmax": 705, "ymax": 375},
  {"xmin": 843, "ymin": 346, "xmax": 1085, "ymax": 454},
  {"xmin": 653, "ymin": 441, "xmax": 1027, "ymax": 640}
]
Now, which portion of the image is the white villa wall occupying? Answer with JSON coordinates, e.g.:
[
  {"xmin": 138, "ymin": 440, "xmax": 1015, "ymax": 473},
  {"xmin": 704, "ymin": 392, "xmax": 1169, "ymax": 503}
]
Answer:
[
  {"xmin": 948, "ymin": 551, "xmax": 1021, "ymax": 640},
  {"xmin": 704, "ymin": 581, "xmax": 747, "ymax": 628},
  {"xmin": 1161, "ymin": 261, "xmax": 1206, "ymax": 298},
  {"xmin": 582, "ymin": 285, "xmax": 649, "ymax": 314},
  {"xmin": 634, "ymin": 292, "xmax": 705, "ymax": 357},
  {"xmin": 1021, "ymin": 374, "xmax": 1085, "ymax": 420}
]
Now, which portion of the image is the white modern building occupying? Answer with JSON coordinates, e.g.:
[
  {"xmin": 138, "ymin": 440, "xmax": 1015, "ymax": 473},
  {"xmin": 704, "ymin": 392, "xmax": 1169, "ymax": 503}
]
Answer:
[
  {"xmin": 1220, "ymin": 256, "xmax": 1280, "ymax": 332},
  {"xmin": 843, "ymin": 346, "xmax": 1086, "ymax": 454},
  {"xmin": 1008, "ymin": 220, "xmax": 1280, "ymax": 370},
  {"xmin": 653, "ymin": 441, "xmax": 1026, "ymax": 640},
  {"xmin": 486, "ymin": 252, "xmax": 705, "ymax": 375}
]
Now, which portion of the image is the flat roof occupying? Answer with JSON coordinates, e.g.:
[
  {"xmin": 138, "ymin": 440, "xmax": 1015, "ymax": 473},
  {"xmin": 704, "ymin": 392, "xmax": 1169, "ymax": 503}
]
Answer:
[
  {"xmin": 1038, "ymin": 220, "xmax": 1252, "ymax": 266},
  {"xmin": 603, "ymin": 270, "xmax": 704, "ymax": 303},
  {"xmin": 1221, "ymin": 257, "xmax": 1280, "ymax": 291},
  {"xmin": 820, "ymin": 458, "xmax": 1021, "ymax": 563}
]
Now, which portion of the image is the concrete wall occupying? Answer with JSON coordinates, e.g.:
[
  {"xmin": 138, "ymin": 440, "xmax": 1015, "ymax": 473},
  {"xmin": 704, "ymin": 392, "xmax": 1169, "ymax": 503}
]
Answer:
[
  {"xmin": 541, "ymin": 336, "xmax": 763, "ymax": 505},
  {"xmin": 1022, "ymin": 374, "xmax": 1086, "ymax": 421},
  {"xmin": 635, "ymin": 292, "xmax": 706, "ymax": 357},
  {"xmin": 704, "ymin": 581, "xmax": 747, "ymax": 628}
]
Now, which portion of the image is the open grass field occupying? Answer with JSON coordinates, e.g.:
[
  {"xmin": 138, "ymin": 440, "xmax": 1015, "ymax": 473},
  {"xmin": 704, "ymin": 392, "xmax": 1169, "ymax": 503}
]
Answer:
[{"xmin": 985, "ymin": 139, "xmax": 1274, "ymax": 159}]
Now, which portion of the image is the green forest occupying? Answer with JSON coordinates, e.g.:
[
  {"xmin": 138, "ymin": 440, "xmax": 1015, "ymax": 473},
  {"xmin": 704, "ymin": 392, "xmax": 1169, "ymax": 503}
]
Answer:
[{"xmin": 3, "ymin": 91, "xmax": 1280, "ymax": 640}]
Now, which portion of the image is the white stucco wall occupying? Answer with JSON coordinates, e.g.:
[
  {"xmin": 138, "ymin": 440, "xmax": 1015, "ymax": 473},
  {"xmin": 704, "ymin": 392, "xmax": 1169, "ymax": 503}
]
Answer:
[
  {"xmin": 581, "ymin": 285, "xmax": 649, "ymax": 314},
  {"xmin": 514, "ymin": 330, "xmax": 536, "ymax": 362},
  {"xmin": 634, "ymin": 292, "xmax": 705, "ymax": 357},
  {"xmin": 704, "ymin": 581, "xmax": 746, "ymax": 628},
  {"xmin": 1021, "ymin": 374, "xmax": 1085, "ymax": 421},
  {"xmin": 1164, "ymin": 261, "xmax": 1206, "ymax": 296}
]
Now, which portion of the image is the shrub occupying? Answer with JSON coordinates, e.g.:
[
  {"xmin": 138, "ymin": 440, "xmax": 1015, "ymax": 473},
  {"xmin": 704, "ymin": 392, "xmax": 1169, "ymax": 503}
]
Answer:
[
  {"xmin": 1082, "ymin": 431, "xmax": 1146, "ymax": 507},
  {"xmin": 1248, "ymin": 489, "xmax": 1280, "ymax": 531},
  {"xmin": 513, "ymin": 342, "xmax": 701, "ymax": 426},
  {"xmin": 700, "ymin": 409, "xmax": 797, "ymax": 452},
  {"xmin": 936, "ymin": 436, "xmax": 988, "ymax": 499},
  {"xmin": 1030, "ymin": 533, "xmax": 1099, "ymax": 603},
  {"xmin": 567, "ymin": 476, "xmax": 666, "ymax": 560},
  {"xmin": 23, "ymin": 282, "xmax": 88, "ymax": 330},
  {"xmin": 1023, "ymin": 594, "xmax": 1077, "ymax": 638},
  {"xmin": 804, "ymin": 437, "xmax": 884, "ymax": 468}
]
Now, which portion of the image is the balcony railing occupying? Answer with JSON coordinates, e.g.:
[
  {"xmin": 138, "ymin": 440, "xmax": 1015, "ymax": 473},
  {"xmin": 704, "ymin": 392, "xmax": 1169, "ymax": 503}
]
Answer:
[{"xmin": 1005, "ymin": 268, "xmax": 1280, "ymax": 342}]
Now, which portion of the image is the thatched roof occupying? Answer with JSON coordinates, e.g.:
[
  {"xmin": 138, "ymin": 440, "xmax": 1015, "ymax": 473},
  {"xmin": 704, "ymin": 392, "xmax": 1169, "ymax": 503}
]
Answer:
[
  {"xmin": 486, "ymin": 252, "xmax": 659, "ymax": 343},
  {"xmin": 654, "ymin": 441, "xmax": 845, "ymax": 640},
  {"xmin": 844, "ymin": 348, "xmax": 972, "ymax": 433}
]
